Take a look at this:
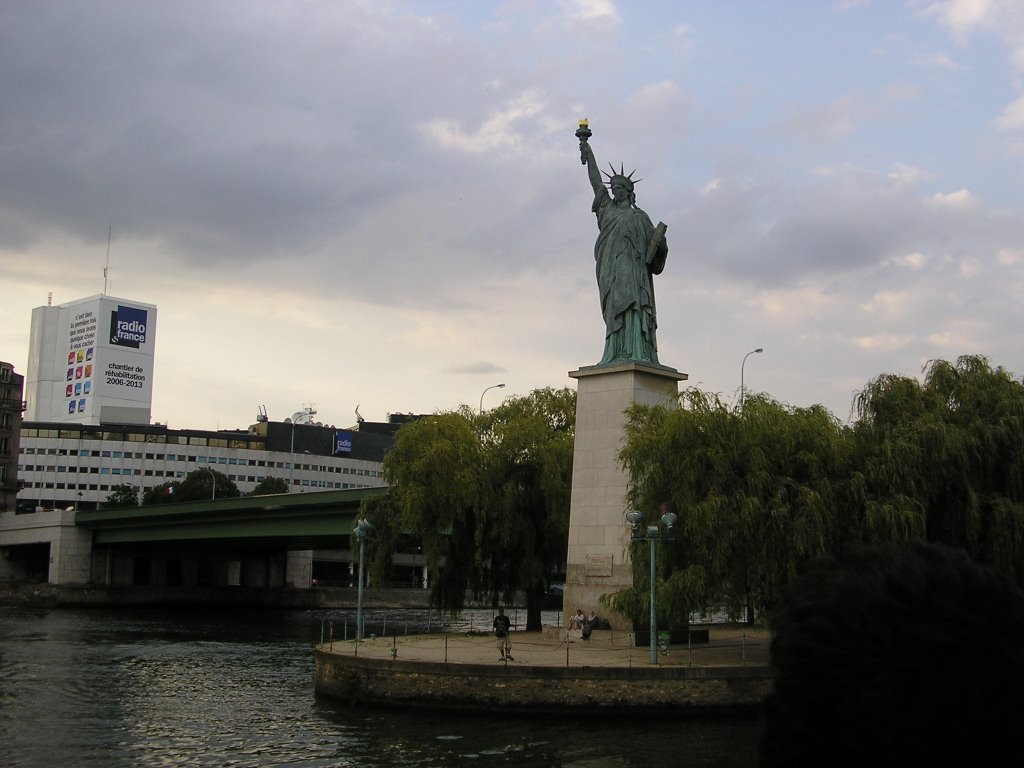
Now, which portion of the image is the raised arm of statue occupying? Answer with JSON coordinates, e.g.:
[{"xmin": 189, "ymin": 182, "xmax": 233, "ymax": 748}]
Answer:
[{"xmin": 582, "ymin": 142, "xmax": 604, "ymax": 196}]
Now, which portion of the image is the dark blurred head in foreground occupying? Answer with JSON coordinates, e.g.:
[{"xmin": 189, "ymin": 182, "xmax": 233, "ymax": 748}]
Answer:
[{"xmin": 760, "ymin": 541, "xmax": 1024, "ymax": 767}]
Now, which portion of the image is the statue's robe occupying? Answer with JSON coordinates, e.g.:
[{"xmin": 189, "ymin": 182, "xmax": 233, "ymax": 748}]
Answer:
[{"xmin": 592, "ymin": 187, "xmax": 667, "ymax": 365}]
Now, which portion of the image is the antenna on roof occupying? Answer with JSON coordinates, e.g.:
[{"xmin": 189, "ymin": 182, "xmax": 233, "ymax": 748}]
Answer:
[
  {"xmin": 292, "ymin": 404, "xmax": 318, "ymax": 424},
  {"xmin": 103, "ymin": 223, "xmax": 111, "ymax": 295}
]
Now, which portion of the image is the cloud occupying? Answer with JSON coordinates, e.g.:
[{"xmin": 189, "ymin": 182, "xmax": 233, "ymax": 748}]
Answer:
[
  {"xmin": 561, "ymin": 0, "xmax": 621, "ymax": 26},
  {"xmin": 995, "ymin": 94, "xmax": 1024, "ymax": 131},
  {"xmin": 445, "ymin": 362, "xmax": 508, "ymax": 376},
  {"xmin": 927, "ymin": 0, "xmax": 1024, "ymax": 73},
  {"xmin": 927, "ymin": 0, "xmax": 997, "ymax": 41},
  {"xmin": 784, "ymin": 96, "xmax": 865, "ymax": 142},
  {"xmin": 3, "ymin": 0, "xmax": 1024, "ymax": 433},
  {"xmin": 916, "ymin": 51, "xmax": 960, "ymax": 69},
  {"xmin": 890, "ymin": 252, "xmax": 928, "ymax": 269},
  {"xmin": 747, "ymin": 287, "xmax": 831, "ymax": 322},
  {"xmin": 421, "ymin": 90, "xmax": 550, "ymax": 154},
  {"xmin": 886, "ymin": 163, "xmax": 935, "ymax": 184},
  {"xmin": 927, "ymin": 188, "xmax": 981, "ymax": 210},
  {"xmin": 861, "ymin": 290, "xmax": 912, "ymax": 316},
  {"xmin": 854, "ymin": 333, "xmax": 915, "ymax": 351}
]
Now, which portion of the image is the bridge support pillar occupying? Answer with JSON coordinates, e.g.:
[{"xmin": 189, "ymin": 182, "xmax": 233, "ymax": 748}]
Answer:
[
  {"xmin": 286, "ymin": 550, "xmax": 313, "ymax": 589},
  {"xmin": 0, "ymin": 509, "xmax": 93, "ymax": 585}
]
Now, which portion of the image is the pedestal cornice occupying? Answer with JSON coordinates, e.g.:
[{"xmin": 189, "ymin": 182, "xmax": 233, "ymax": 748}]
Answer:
[{"xmin": 569, "ymin": 361, "xmax": 689, "ymax": 382}]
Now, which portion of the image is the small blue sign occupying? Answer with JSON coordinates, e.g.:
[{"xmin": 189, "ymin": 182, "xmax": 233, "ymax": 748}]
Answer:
[{"xmin": 334, "ymin": 430, "xmax": 353, "ymax": 454}]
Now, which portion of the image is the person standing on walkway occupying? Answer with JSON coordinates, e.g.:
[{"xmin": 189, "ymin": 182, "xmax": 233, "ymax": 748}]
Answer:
[{"xmin": 493, "ymin": 608, "xmax": 513, "ymax": 661}]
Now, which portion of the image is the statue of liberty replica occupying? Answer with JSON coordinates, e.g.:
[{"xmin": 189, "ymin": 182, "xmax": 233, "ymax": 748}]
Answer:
[
  {"xmin": 577, "ymin": 120, "xmax": 668, "ymax": 366},
  {"xmin": 564, "ymin": 120, "xmax": 684, "ymax": 630}
]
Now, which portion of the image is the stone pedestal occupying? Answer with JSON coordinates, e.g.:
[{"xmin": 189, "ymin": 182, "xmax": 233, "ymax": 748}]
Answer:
[{"xmin": 563, "ymin": 362, "xmax": 687, "ymax": 629}]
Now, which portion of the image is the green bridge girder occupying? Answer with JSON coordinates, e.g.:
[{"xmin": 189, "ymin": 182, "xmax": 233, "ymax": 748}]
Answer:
[{"xmin": 76, "ymin": 487, "xmax": 386, "ymax": 548}]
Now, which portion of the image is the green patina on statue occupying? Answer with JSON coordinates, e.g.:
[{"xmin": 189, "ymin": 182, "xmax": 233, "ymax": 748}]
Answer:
[{"xmin": 577, "ymin": 120, "xmax": 668, "ymax": 367}]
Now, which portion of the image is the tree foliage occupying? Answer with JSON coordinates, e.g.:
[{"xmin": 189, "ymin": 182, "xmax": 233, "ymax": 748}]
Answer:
[
  {"xmin": 141, "ymin": 468, "xmax": 240, "ymax": 505},
  {"xmin": 613, "ymin": 355, "xmax": 1024, "ymax": 626},
  {"xmin": 476, "ymin": 387, "xmax": 576, "ymax": 629},
  {"xmin": 248, "ymin": 476, "xmax": 290, "ymax": 496},
  {"xmin": 104, "ymin": 483, "xmax": 138, "ymax": 508},
  {"xmin": 373, "ymin": 411, "xmax": 484, "ymax": 614},
  {"xmin": 852, "ymin": 355, "xmax": 1024, "ymax": 584},
  {"xmin": 362, "ymin": 387, "xmax": 575, "ymax": 630},
  {"xmin": 613, "ymin": 389, "xmax": 853, "ymax": 627}
]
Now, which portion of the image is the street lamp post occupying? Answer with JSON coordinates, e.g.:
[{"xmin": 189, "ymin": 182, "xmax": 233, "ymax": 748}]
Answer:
[
  {"xmin": 196, "ymin": 466, "xmax": 217, "ymax": 500},
  {"xmin": 479, "ymin": 383, "xmax": 506, "ymax": 414},
  {"xmin": 289, "ymin": 420, "xmax": 298, "ymax": 491},
  {"xmin": 625, "ymin": 507, "xmax": 678, "ymax": 665},
  {"xmin": 354, "ymin": 519, "xmax": 375, "ymax": 641},
  {"xmin": 740, "ymin": 348, "xmax": 764, "ymax": 411}
]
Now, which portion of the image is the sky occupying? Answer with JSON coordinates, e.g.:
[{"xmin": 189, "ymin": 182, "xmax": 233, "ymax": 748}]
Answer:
[{"xmin": 3, "ymin": 0, "xmax": 1024, "ymax": 431}]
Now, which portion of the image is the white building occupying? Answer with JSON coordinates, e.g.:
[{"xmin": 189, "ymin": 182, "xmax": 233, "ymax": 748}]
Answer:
[
  {"xmin": 15, "ymin": 419, "xmax": 390, "ymax": 513},
  {"xmin": 25, "ymin": 294, "xmax": 157, "ymax": 426},
  {"xmin": 17, "ymin": 292, "xmax": 396, "ymax": 511}
]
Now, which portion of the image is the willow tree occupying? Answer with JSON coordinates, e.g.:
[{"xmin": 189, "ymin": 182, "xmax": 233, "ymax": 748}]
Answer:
[
  {"xmin": 476, "ymin": 387, "xmax": 576, "ymax": 630},
  {"xmin": 367, "ymin": 412, "xmax": 483, "ymax": 614},
  {"xmin": 363, "ymin": 387, "xmax": 575, "ymax": 630},
  {"xmin": 612, "ymin": 389, "xmax": 854, "ymax": 626},
  {"xmin": 852, "ymin": 355, "xmax": 1024, "ymax": 584},
  {"xmin": 611, "ymin": 355, "xmax": 1024, "ymax": 628}
]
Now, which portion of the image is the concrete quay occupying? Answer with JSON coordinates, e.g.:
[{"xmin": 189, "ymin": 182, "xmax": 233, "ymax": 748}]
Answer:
[{"xmin": 314, "ymin": 624, "xmax": 773, "ymax": 715}]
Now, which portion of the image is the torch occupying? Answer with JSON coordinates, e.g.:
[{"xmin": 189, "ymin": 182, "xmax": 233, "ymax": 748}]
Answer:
[{"xmin": 575, "ymin": 118, "xmax": 592, "ymax": 165}]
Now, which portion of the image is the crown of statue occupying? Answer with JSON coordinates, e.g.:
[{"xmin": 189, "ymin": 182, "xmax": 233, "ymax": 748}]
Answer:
[{"xmin": 602, "ymin": 163, "xmax": 642, "ymax": 189}]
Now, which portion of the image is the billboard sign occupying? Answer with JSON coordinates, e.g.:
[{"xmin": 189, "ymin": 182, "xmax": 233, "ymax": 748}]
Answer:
[{"xmin": 46, "ymin": 294, "xmax": 157, "ymax": 424}]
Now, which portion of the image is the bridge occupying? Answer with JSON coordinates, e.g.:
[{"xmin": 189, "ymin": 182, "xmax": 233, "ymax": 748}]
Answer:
[
  {"xmin": 77, "ymin": 487, "xmax": 381, "ymax": 547},
  {"xmin": 0, "ymin": 487, "xmax": 392, "ymax": 588}
]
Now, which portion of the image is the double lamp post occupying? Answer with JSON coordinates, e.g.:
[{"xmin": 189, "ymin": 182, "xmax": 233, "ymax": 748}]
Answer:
[
  {"xmin": 625, "ymin": 506, "xmax": 678, "ymax": 665},
  {"xmin": 353, "ymin": 518, "xmax": 375, "ymax": 642}
]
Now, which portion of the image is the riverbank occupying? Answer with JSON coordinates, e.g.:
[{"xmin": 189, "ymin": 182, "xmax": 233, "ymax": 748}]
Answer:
[
  {"xmin": 315, "ymin": 625, "xmax": 773, "ymax": 715},
  {"xmin": 0, "ymin": 582, "xmax": 436, "ymax": 609}
]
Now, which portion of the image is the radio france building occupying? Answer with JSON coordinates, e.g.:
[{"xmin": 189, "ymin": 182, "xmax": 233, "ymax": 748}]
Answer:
[
  {"xmin": 15, "ymin": 416, "xmax": 390, "ymax": 514},
  {"xmin": 25, "ymin": 294, "xmax": 157, "ymax": 426},
  {"xmin": 4, "ymin": 293, "xmax": 422, "ymax": 590},
  {"xmin": 16, "ymin": 292, "xmax": 391, "ymax": 511}
]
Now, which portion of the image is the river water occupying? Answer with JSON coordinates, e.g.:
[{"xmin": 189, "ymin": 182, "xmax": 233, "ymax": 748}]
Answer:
[{"xmin": 0, "ymin": 605, "xmax": 761, "ymax": 767}]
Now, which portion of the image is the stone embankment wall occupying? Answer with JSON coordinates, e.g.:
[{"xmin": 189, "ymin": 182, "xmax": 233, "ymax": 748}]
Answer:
[
  {"xmin": 315, "ymin": 649, "xmax": 772, "ymax": 714},
  {"xmin": 0, "ymin": 583, "xmax": 434, "ymax": 609}
]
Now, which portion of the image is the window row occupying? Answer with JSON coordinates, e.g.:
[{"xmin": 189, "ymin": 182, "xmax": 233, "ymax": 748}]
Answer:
[
  {"xmin": 21, "ymin": 428, "xmax": 260, "ymax": 449},
  {"xmin": 18, "ymin": 456, "xmax": 380, "ymax": 475},
  {"xmin": 19, "ymin": 447, "xmax": 378, "ymax": 476},
  {"xmin": 22, "ymin": 479, "xmax": 373, "ymax": 491}
]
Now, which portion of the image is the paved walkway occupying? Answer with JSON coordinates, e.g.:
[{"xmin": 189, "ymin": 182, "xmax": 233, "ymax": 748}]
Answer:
[{"xmin": 319, "ymin": 624, "xmax": 771, "ymax": 669}]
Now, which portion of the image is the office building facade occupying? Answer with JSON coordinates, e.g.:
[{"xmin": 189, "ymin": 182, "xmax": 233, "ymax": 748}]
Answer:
[
  {"xmin": 15, "ymin": 418, "xmax": 389, "ymax": 513},
  {"xmin": 1, "ymin": 361, "xmax": 26, "ymax": 513}
]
